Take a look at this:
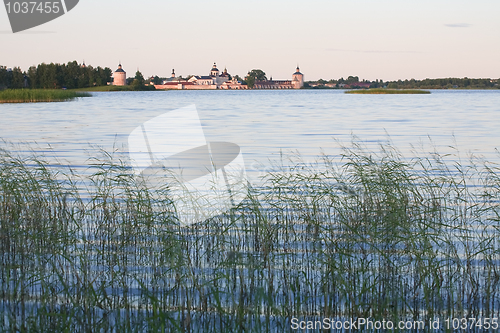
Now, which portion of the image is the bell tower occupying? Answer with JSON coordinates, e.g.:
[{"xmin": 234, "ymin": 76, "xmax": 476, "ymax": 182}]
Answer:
[{"xmin": 210, "ymin": 63, "xmax": 219, "ymax": 77}]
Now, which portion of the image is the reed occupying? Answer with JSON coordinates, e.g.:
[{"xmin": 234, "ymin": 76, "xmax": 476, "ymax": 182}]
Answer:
[
  {"xmin": 0, "ymin": 142, "xmax": 499, "ymax": 332},
  {"xmin": 0, "ymin": 89, "xmax": 90, "ymax": 103}
]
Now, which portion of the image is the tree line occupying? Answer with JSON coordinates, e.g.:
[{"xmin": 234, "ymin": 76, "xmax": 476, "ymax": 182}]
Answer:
[
  {"xmin": 379, "ymin": 78, "xmax": 499, "ymax": 89},
  {"xmin": 0, "ymin": 61, "xmax": 112, "ymax": 90},
  {"xmin": 3, "ymin": 62, "xmax": 497, "ymax": 90},
  {"xmin": 307, "ymin": 76, "xmax": 500, "ymax": 89}
]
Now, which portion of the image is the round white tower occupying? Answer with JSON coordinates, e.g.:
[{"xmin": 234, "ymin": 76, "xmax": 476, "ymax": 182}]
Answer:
[
  {"xmin": 292, "ymin": 66, "xmax": 304, "ymax": 89},
  {"xmin": 113, "ymin": 64, "xmax": 127, "ymax": 86}
]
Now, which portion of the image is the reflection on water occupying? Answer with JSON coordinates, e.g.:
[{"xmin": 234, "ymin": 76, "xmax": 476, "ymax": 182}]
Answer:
[{"xmin": 1, "ymin": 89, "xmax": 500, "ymax": 185}]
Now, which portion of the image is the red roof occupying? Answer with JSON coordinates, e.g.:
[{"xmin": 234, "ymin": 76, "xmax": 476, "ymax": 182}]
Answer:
[{"xmin": 160, "ymin": 82, "xmax": 194, "ymax": 85}]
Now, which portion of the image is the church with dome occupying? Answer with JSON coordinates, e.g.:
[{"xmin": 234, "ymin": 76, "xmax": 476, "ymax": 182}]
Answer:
[{"xmin": 154, "ymin": 63, "xmax": 304, "ymax": 90}]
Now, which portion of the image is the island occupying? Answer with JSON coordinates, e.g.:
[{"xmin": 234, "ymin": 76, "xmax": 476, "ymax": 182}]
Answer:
[{"xmin": 345, "ymin": 88, "xmax": 431, "ymax": 94}]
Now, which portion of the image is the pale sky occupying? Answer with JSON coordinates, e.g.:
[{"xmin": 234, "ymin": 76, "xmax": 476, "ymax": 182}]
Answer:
[{"xmin": 1, "ymin": 0, "xmax": 499, "ymax": 81}]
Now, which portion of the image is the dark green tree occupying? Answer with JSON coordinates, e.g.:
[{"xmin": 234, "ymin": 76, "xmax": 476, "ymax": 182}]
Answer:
[
  {"xmin": 94, "ymin": 66, "xmax": 112, "ymax": 86},
  {"xmin": 152, "ymin": 75, "xmax": 162, "ymax": 85},
  {"xmin": 133, "ymin": 71, "xmax": 145, "ymax": 86},
  {"xmin": 247, "ymin": 69, "xmax": 267, "ymax": 81},
  {"xmin": 346, "ymin": 76, "xmax": 359, "ymax": 84},
  {"xmin": 27, "ymin": 66, "xmax": 37, "ymax": 88},
  {"xmin": 246, "ymin": 75, "xmax": 255, "ymax": 88},
  {"xmin": 45, "ymin": 63, "xmax": 58, "ymax": 89},
  {"xmin": 64, "ymin": 61, "xmax": 80, "ymax": 89},
  {"xmin": 78, "ymin": 66, "xmax": 89, "ymax": 88},
  {"xmin": 0, "ymin": 66, "xmax": 8, "ymax": 89},
  {"xmin": 87, "ymin": 66, "xmax": 95, "ymax": 87},
  {"xmin": 131, "ymin": 70, "xmax": 155, "ymax": 91},
  {"xmin": 11, "ymin": 67, "xmax": 25, "ymax": 89}
]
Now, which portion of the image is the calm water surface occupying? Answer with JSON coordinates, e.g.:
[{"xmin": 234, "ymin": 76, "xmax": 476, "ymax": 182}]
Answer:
[
  {"xmin": 1, "ymin": 90, "xmax": 500, "ymax": 329},
  {"xmin": 1, "ymin": 89, "xmax": 499, "ymax": 183}
]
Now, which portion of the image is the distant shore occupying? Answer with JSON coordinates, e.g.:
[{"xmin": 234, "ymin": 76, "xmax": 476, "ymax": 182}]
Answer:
[{"xmin": 78, "ymin": 86, "xmax": 497, "ymax": 92}]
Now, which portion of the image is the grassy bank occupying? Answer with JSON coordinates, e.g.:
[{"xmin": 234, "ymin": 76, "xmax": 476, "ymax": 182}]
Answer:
[
  {"xmin": 0, "ymin": 89, "xmax": 91, "ymax": 103},
  {"xmin": 346, "ymin": 88, "xmax": 431, "ymax": 94},
  {"xmin": 0, "ymin": 143, "xmax": 499, "ymax": 332}
]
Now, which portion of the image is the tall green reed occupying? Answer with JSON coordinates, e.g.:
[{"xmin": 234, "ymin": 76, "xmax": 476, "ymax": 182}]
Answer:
[
  {"xmin": 0, "ymin": 89, "xmax": 90, "ymax": 103},
  {"xmin": 0, "ymin": 141, "xmax": 499, "ymax": 332}
]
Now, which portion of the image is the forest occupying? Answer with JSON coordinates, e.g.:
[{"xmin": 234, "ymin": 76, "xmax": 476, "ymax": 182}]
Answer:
[{"xmin": 0, "ymin": 61, "xmax": 112, "ymax": 90}]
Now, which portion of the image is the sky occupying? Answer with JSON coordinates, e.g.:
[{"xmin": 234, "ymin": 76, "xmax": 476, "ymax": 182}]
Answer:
[{"xmin": 1, "ymin": 0, "xmax": 499, "ymax": 81}]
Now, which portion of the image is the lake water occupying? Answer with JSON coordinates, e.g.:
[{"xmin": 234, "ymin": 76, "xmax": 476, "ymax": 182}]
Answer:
[
  {"xmin": 2, "ymin": 89, "xmax": 500, "ymax": 330},
  {"xmin": 1, "ymin": 89, "xmax": 500, "ymax": 184}
]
